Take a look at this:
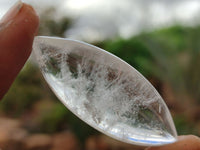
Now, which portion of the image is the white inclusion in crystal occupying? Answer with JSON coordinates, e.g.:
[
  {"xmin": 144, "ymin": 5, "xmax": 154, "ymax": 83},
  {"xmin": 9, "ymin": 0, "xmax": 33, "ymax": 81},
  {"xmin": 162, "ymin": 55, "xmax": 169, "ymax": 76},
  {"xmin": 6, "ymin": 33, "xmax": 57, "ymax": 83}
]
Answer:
[{"xmin": 33, "ymin": 36, "xmax": 177, "ymax": 146}]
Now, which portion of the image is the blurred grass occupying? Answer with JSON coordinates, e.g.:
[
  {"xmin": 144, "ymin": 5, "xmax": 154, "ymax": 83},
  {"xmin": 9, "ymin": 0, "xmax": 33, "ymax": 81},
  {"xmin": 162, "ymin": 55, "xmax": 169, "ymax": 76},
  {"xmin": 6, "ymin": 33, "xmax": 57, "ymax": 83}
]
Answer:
[{"xmin": 0, "ymin": 63, "xmax": 43, "ymax": 117}]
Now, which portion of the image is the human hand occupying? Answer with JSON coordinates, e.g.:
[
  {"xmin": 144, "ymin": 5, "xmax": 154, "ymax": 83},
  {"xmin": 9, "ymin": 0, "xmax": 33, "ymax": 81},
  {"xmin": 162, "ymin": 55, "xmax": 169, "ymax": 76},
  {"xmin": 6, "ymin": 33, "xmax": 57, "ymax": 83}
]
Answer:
[
  {"xmin": 0, "ymin": 1, "xmax": 39, "ymax": 99},
  {"xmin": 146, "ymin": 135, "xmax": 200, "ymax": 150}
]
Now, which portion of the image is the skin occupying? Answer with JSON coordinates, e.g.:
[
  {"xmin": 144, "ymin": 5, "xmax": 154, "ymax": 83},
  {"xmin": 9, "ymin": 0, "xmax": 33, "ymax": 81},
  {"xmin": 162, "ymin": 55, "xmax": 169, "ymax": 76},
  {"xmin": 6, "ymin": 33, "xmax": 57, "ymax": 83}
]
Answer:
[
  {"xmin": 146, "ymin": 135, "xmax": 200, "ymax": 150},
  {"xmin": 0, "ymin": 2, "xmax": 200, "ymax": 150},
  {"xmin": 0, "ymin": 2, "xmax": 39, "ymax": 99}
]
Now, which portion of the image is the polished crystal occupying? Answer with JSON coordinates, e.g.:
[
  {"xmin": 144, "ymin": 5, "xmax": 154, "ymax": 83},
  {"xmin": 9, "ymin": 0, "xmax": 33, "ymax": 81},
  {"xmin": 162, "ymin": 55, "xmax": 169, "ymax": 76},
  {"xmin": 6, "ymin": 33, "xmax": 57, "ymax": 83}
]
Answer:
[{"xmin": 33, "ymin": 36, "xmax": 177, "ymax": 146}]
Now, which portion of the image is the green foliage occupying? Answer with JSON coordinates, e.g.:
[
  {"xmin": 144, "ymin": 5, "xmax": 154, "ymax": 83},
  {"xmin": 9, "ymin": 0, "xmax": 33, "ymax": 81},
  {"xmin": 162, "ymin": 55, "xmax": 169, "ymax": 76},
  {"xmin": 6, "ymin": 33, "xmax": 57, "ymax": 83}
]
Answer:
[
  {"xmin": 104, "ymin": 37, "xmax": 155, "ymax": 77},
  {"xmin": 102, "ymin": 26, "xmax": 192, "ymax": 80},
  {"xmin": 66, "ymin": 113, "xmax": 98, "ymax": 143},
  {"xmin": 146, "ymin": 26, "xmax": 200, "ymax": 103},
  {"xmin": 35, "ymin": 102, "xmax": 70, "ymax": 133},
  {"xmin": 186, "ymin": 53, "xmax": 200, "ymax": 102},
  {"xmin": 149, "ymin": 26, "xmax": 188, "ymax": 51},
  {"xmin": 174, "ymin": 115, "xmax": 198, "ymax": 136},
  {"xmin": 103, "ymin": 25, "xmax": 200, "ymax": 104},
  {"xmin": 39, "ymin": 7, "xmax": 71, "ymax": 37},
  {"xmin": 0, "ymin": 63, "xmax": 43, "ymax": 117},
  {"xmin": 35, "ymin": 101, "xmax": 98, "ymax": 142}
]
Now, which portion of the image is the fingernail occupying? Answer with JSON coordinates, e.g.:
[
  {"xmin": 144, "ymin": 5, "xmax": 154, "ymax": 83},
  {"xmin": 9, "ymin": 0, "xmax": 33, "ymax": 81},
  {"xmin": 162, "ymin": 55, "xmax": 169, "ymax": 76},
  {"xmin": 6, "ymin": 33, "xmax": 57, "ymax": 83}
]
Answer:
[{"xmin": 0, "ymin": 1, "xmax": 23, "ymax": 24}]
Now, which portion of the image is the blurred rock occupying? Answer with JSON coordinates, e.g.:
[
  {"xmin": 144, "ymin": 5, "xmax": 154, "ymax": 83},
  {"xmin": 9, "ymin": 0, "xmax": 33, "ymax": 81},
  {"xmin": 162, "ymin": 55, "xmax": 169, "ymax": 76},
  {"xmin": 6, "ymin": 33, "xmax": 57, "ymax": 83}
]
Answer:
[
  {"xmin": 51, "ymin": 131, "xmax": 80, "ymax": 150},
  {"xmin": 24, "ymin": 134, "xmax": 52, "ymax": 150},
  {"xmin": 0, "ymin": 118, "xmax": 28, "ymax": 150},
  {"xmin": 85, "ymin": 136, "xmax": 97, "ymax": 150},
  {"xmin": 0, "ymin": 118, "xmax": 21, "ymax": 128},
  {"xmin": 85, "ymin": 135, "xmax": 111, "ymax": 150}
]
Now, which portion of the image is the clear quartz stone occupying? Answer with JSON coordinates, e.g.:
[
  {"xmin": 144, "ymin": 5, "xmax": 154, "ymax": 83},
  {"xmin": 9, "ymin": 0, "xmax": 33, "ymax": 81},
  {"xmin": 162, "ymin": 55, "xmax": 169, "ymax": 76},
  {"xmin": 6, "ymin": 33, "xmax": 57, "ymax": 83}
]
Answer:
[{"xmin": 33, "ymin": 36, "xmax": 177, "ymax": 146}]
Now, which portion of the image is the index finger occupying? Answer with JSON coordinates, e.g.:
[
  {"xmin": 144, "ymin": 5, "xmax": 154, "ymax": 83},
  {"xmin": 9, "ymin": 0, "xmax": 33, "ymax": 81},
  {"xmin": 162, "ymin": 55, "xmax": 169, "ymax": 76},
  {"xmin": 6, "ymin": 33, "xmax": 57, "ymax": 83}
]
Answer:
[{"xmin": 0, "ymin": 1, "xmax": 39, "ymax": 99}]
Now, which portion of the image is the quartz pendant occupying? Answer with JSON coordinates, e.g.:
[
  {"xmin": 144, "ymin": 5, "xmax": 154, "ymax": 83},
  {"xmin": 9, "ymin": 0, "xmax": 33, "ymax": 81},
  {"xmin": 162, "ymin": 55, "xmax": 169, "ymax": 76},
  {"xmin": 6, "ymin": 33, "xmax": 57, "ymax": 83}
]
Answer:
[{"xmin": 33, "ymin": 36, "xmax": 177, "ymax": 146}]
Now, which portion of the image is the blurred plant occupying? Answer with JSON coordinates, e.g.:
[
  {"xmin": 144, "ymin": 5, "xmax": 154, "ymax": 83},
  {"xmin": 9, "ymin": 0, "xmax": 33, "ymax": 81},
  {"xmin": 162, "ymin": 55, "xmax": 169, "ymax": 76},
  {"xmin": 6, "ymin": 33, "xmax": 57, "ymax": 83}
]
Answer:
[
  {"xmin": 38, "ymin": 7, "xmax": 72, "ymax": 37},
  {"xmin": 174, "ymin": 115, "xmax": 199, "ymax": 136},
  {"xmin": 32, "ymin": 101, "xmax": 98, "ymax": 143},
  {"xmin": 34, "ymin": 102, "xmax": 70, "ymax": 133},
  {"xmin": 0, "ymin": 63, "xmax": 43, "ymax": 117},
  {"xmin": 103, "ymin": 37, "xmax": 155, "ymax": 77},
  {"xmin": 140, "ymin": 26, "xmax": 188, "ymax": 89},
  {"xmin": 143, "ymin": 26, "xmax": 200, "ymax": 103},
  {"xmin": 103, "ymin": 25, "xmax": 200, "ymax": 104},
  {"xmin": 184, "ymin": 27, "xmax": 200, "ymax": 103}
]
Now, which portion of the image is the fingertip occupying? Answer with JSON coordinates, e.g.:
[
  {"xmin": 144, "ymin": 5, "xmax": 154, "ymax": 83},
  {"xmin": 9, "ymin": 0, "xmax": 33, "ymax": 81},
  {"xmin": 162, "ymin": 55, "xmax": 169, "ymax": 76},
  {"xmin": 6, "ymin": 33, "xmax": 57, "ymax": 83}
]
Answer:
[
  {"xmin": 0, "ymin": 2, "xmax": 39, "ymax": 100},
  {"xmin": 145, "ymin": 135, "xmax": 200, "ymax": 150},
  {"xmin": 18, "ymin": 2, "xmax": 39, "ymax": 36}
]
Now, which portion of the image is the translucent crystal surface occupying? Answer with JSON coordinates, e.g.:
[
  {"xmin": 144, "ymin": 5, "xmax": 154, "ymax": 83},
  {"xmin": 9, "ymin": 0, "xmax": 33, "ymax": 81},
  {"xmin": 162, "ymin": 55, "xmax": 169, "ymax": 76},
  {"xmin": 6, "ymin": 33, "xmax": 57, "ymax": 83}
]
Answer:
[{"xmin": 33, "ymin": 36, "xmax": 177, "ymax": 146}]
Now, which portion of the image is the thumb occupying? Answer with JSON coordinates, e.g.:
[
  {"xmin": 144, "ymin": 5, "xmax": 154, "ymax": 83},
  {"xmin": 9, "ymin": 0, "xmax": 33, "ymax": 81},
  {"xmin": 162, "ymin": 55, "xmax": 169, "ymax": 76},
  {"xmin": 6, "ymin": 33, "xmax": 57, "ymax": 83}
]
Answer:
[
  {"xmin": 146, "ymin": 135, "xmax": 200, "ymax": 150},
  {"xmin": 0, "ymin": 1, "xmax": 39, "ymax": 99}
]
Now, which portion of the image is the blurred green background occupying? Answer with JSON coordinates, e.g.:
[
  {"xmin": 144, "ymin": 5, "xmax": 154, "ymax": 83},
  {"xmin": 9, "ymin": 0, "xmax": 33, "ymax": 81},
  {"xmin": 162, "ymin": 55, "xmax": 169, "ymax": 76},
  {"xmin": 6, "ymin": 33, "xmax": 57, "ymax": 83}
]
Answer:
[{"xmin": 0, "ymin": 1, "xmax": 200, "ymax": 150}]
